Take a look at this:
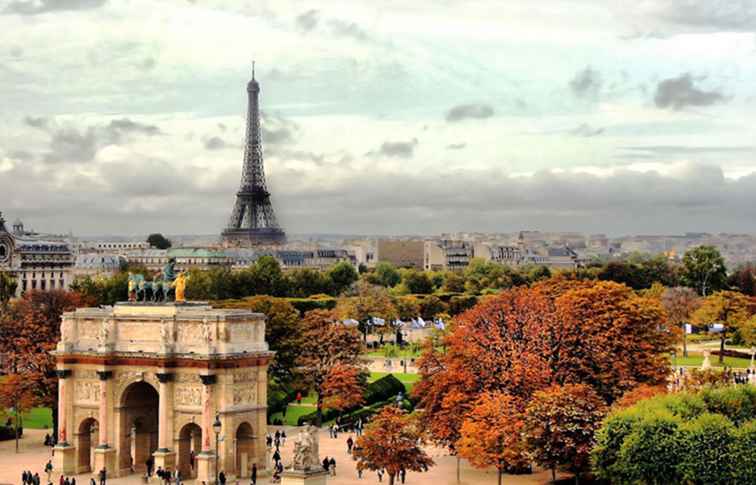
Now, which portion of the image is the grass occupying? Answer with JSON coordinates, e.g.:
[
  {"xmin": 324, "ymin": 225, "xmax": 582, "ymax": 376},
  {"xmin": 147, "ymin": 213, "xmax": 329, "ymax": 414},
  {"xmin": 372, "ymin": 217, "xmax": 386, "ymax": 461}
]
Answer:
[
  {"xmin": 369, "ymin": 371, "xmax": 421, "ymax": 393},
  {"xmin": 0, "ymin": 407, "xmax": 53, "ymax": 429},
  {"xmin": 269, "ymin": 405, "xmax": 315, "ymax": 427},
  {"xmin": 364, "ymin": 349, "xmax": 423, "ymax": 358},
  {"xmin": 670, "ymin": 353, "xmax": 753, "ymax": 368}
]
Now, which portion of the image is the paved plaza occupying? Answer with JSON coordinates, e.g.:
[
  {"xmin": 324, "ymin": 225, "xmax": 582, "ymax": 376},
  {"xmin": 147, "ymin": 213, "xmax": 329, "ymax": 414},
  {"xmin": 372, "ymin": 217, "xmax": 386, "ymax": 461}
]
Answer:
[{"xmin": 0, "ymin": 429, "xmax": 566, "ymax": 485}]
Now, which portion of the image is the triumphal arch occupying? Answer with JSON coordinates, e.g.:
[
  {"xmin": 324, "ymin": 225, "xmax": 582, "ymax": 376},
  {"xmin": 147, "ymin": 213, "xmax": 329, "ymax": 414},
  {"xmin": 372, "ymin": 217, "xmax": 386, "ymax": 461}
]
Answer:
[{"xmin": 52, "ymin": 302, "xmax": 272, "ymax": 483}]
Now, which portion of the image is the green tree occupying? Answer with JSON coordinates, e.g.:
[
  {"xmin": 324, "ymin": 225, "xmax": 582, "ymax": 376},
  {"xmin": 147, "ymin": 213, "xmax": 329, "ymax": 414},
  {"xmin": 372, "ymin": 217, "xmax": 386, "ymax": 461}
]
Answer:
[
  {"xmin": 732, "ymin": 420, "xmax": 756, "ymax": 484},
  {"xmin": 287, "ymin": 268, "xmax": 332, "ymax": 297},
  {"xmin": 401, "ymin": 269, "xmax": 433, "ymax": 294},
  {"xmin": 244, "ymin": 296, "xmax": 302, "ymax": 383},
  {"xmin": 0, "ymin": 271, "xmax": 17, "ymax": 309},
  {"xmin": 692, "ymin": 290, "xmax": 751, "ymax": 363},
  {"xmin": 682, "ymin": 245, "xmax": 727, "ymax": 296},
  {"xmin": 463, "ymin": 258, "xmax": 511, "ymax": 294},
  {"xmin": 442, "ymin": 271, "xmax": 466, "ymax": 293},
  {"xmin": 252, "ymin": 255, "xmax": 285, "ymax": 296},
  {"xmin": 678, "ymin": 413, "xmax": 735, "ymax": 485},
  {"xmin": 328, "ymin": 261, "xmax": 359, "ymax": 295},
  {"xmin": 146, "ymin": 233, "xmax": 172, "ymax": 249},
  {"xmin": 369, "ymin": 262, "xmax": 401, "ymax": 288}
]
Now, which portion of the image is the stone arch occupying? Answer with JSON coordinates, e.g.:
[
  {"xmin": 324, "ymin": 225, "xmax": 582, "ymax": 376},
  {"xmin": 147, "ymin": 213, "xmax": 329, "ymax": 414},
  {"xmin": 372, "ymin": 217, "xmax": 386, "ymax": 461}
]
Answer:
[
  {"xmin": 235, "ymin": 422, "xmax": 255, "ymax": 478},
  {"xmin": 177, "ymin": 422, "xmax": 202, "ymax": 479},
  {"xmin": 118, "ymin": 381, "xmax": 159, "ymax": 474},
  {"xmin": 76, "ymin": 417, "xmax": 99, "ymax": 474}
]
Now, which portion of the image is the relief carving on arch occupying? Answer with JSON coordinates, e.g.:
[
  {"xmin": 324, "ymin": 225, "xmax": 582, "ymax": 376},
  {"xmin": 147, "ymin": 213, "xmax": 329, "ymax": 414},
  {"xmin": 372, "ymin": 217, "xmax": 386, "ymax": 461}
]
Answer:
[
  {"xmin": 79, "ymin": 320, "xmax": 99, "ymax": 340},
  {"xmin": 74, "ymin": 381, "xmax": 100, "ymax": 403},
  {"xmin": 232, "ymin": 384, "xmax": 257, "ymax": 406},
  {"xmin": 175, "ymin": 385, "xmax": 202, "ymax": 407}
]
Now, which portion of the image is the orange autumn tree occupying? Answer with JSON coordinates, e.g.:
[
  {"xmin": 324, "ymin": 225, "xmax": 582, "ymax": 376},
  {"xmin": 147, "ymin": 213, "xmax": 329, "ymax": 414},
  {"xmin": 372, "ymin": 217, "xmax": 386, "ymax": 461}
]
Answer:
[
  {"xmin": 0, "ymin": 289, "xmax": 92, "ymax": 437},
  {"xmin": 692, "ymin": 290, "xmax": 752, "ymax": 363},
  {"xmin": 661, "ymin": 286, "xmax": 700, "ymax": 357},
  {"xmin": 321, "ymin": 363, "xmax": 366, "ymax": 411},
  {"xmin": 457, "ymin": 392, "xmax": 528, "ymax": 485},
  {"xmin": 0, "ymin": 374, "xmax": 36, "ymax": 451},
  {"xmin": 354, "ymin": 406, "xmax": 433, "ymax": 485},
  {"xmin": 295, "ymin": 309, "xmax": 364, "ymax": 425},
  {"xmin": 523, "ymin": 384, "xmax": 608, "ymax": 483}
]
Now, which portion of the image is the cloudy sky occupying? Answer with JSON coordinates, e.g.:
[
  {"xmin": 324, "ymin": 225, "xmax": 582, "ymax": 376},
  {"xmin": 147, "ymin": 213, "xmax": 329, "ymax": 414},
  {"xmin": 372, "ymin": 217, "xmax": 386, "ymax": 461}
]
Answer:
[{"xmin": 2, "ymin": 0, "xmax": 756, "ymax": 237}]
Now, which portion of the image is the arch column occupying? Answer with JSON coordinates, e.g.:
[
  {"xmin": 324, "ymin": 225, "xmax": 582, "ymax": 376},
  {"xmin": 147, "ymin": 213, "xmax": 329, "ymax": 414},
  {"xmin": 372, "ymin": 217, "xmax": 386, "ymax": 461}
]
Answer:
[
  {"xmin": 196, "ymin": 374, "xmax": 217, "ymax": 485},
  {"xmin": 152, "ymin": 372, "xmax": 176, "ymax": 471},
  {"xmin": 93, "ymin": 371, "xmax": 116, "ymax": 475},
  {"xmin": 53, "ymin": 369, "xmax": 76, "ymax": 475}
]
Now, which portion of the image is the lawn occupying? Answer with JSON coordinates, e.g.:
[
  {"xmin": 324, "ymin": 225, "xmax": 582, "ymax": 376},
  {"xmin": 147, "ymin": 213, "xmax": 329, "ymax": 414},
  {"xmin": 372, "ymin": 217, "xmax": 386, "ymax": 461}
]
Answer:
[
  {"xmin": 670, "ymin": 353, "xmax": 753, "ymax": 368},
  {"xmin": 0, "ymin": 407, "xmax": 53, "ymax": 429},
  {"xmin": 269, "ymin": 405, "xmax": 315, "ymax": 427}
]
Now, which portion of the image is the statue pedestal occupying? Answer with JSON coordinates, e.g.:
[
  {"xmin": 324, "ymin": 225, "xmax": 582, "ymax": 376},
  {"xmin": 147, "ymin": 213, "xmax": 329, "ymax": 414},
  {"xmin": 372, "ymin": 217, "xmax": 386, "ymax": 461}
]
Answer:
[
  {"xmin": 93, "ymin": 446, "xmax": 118, "ymax": 476},
  {"xmin": 152, "ymin": 449, "xmax": 176, "ymax": 473},
  {"xmin": 195, "ymin": 452, "xmax": 217, "ymax": 485},
  {"xmin": 282, "ymin": 469, "xmax": 328, "ymax": 485}
]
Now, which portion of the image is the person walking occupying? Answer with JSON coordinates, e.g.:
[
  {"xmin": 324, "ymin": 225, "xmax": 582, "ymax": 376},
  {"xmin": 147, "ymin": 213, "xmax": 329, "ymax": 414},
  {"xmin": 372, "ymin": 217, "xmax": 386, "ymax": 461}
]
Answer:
[
  {"xmin": 272, "ymin": 449, "xmax": 281, "ymax": 466},
  {"xmin": 34, "ymin": 473, "xmax": 40, "ymax": 485},
  {"xmin": 44, "ymin": 461, "xmax": 53, "ymax": 483},
  {"xmin": 295, "ymin": 391, "xmax": 302, "ymax": 405},
  {"xmin": 218, "ymin": 471, "xmax": 226, "ymax": 485},
  {"xmin": 58, "ymin": 474, "xmax": 64, "ymax": 485},
  {"xmin": 377, "ymin": 469, "xmax": 384, "ymax": 482},
  {"xmin": 98, "ymin": 467, "xmax": 107, "ymax": 485},
  {"xmin": 250, "ymin": 464, "xmax": 257, "ymax": 485},
  {"xmin": 64, "ymin": 477, "xmax": 70, "ymax": 485},
  {"xmin": 70, "ymin": 477, "xmax": 75, "ymax": 485},
  {"xmin": 146, "ymin": 456, "xmax": 154, "ymax": 477},
  {"xmin": 322, "ymin": 457, "xmax": 329, "ymax": 472},
  {"xmin": 346, "ymin": 436, "xmax": 354, "ymax": 454},
  {"xmin": 89, "ymin": 477, "xmax": 96, "ymax": 485},
  {"xmin": 280, "ymin": 430, "xmax": 286, "ymax": 445},
  {"xmin": 328, "ymin": 457, "xmax": 336, "ymax": 476},
  {"xmin": 400, "ymin": 468, "xmax": 406, "ymax": 484}
]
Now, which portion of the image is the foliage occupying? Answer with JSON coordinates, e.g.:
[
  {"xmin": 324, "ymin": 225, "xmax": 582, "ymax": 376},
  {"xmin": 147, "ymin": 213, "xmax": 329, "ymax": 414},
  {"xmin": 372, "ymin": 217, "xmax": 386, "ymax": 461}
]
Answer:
[
  {"xmin": 354, "ymin": 406, "xmax": 434, "ymax": 485},
  {"xmin": 457, "ymin": 391, "xmax": 529, "ymax": 481},
  {"xmin": 336, "ymin": 281, "xmax": 398, "ymax": 335},
  {"xmin": 0, "ymin": 271, "xmax": 17, "ymax": 309},
  {"xmin": 682, "ymin": 245, "xmax": 727, "ymax": 296},
  {"xmin": 0, "ymin": 374, "xmax": 35, "ymax": 418},
  {"xmin": 368, "ymin": 262, "xmax": 401, "ymax": 288},
  {"xmin": 463, "ymin": 258, "xmax": 516, "ymax": 294},
  {"xmin": 523, "ymin": 384, "xmax": 607, "ymax": 479},
  {"xmin": 442, "ymin": 271, "xmax": 466, "ymax": 293},
  {"xmin": 146, "ymin": 233, "xmax": 172, "ymax": 249},
  {"xmin": 417, "ymin": 295, "xmax": 446, "ymax": 319},
  {"xmin": 242, "ymin": 296, "xmax": 302, "ymax": 383},
  {"xmin": 592, "ymin": 385, "xmax": 756, "ymax": 483},
  {"xmin": 321, "ymin": 363, "xmax": 366, "ymax": 411},
  {"xmin": 728, "ymin": 263, "xmax": 756, "ymax": 296},
  {"xmin": 286, "ymin": 268, "xmax": 332, "ymax": 297},
  {"xmin": 401, "ymin": 269, "xmax": 434, "ymax": 294},
  {"xmin": 295, "ymin": 309, "xmax": 364, "ymax": 425},
  {"xmin": 692, "ymin": 290, "xmax": 752, "ymax": 362},
  {"xmin": 70, "ymin": 272, "xmax": 128, "ymax": 305},
  {"xmin": 327, "ymin": 261, "xmax": 359, "ymax": 295},
  {"xmin": 394, "ymin": 296, "xmax": 421, "ymax": 320},
  {"xmin": 0, "ymin": 290, "xmax": 92, "ymax": 437},
  {"xmin": 613, "ymin": 384, "xmax": 668, "ymax": 410}
]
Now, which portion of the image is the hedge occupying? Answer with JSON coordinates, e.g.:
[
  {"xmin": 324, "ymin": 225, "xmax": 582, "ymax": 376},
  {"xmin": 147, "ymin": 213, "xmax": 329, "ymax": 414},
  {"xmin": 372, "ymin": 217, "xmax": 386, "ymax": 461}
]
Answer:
[
  {"xmin": 284, "ymin": 297, "xmax": 337, "ymax": 315},
  {"xmin": 296, "ymin": 374, "xmax": 407, "ymax": 426},
  {"xmin": 592, "ymin": 385, "xmax": 756, "ymax": 484},
  {"xmin": 0, "ymin": 425, "xmax": 22, "ymax": 441}
]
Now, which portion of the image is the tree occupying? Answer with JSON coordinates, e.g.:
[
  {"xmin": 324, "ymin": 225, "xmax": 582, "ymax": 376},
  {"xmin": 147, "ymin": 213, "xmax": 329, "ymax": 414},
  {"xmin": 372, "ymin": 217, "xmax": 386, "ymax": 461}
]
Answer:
[
  {"xmin": 463, "ymin": 258, "xmax": 512, "ymax": 294},
  {"xmin": 682, "ymin": 245, "xmax": 727, "ymax": 296},
  {"xmin": 327, "ymin": 261, "xmax": 359, "ymax": 295},
  {"xmin": 336, "ymin": 281, "xmax": 398, "ymax": 341},
  {"xmin": 321, "ymin": 363, "xmax": 366, "ymax": 411},
  {"xmin": 286, "ymin": 268, "xmax": 331, "ymax": 297},
  {"xmin": 243, "ymin": 296, "xmax": 302, "ymax": 383},
  {"xmin": 0, "ymin": 271, "xmax": 17, "ymax": 309},
  {"xmin": 354, "ymin": 406, "xmax": 434, "ymax": 485},
  {"xmin": 401, "ymin": 269, "xmax": 434, "ymax": 294},
  {"xmin": 146, "ymin": 233, "xmax": 172, "ymax": 249},
  {"xmin": 727, "ymin": 263, "xmax": 756, "ymax": 296},
  {"xmin": 457, "ymin": 392, "xmax": 528, "ymax": 485},
  {"xmin": 368, "ymin": 262, "xmax": 401, "ymax": 288},
  {"xmin": 295, "ymin": 309, "xmax": 364, "ymax": 425},
  {"xmin": 692, "ymin": 290, "xmax": 751, "ymax": 363},
  {"xmin": 418, "ymin": 295, "xmax": 446, "ymax": 320},
  {"xmin": 0, "ymin": 374, "xmax": 35, "ymax": 452},
  {"xmin": 442, "ymin": 271, "xmax": 466, "ymax": 293},
  {"xmin": 523, "ymin": 384, "xmax": 608, "ymax": 484},
  {"xmin": 661, "ymin": 286, "xmax": 700, "ymax": 357},
  {"xmin": 251, "ymin": 256, "xmax": 286, "ymax": 296},
  {"xmin": 0, "ymin": 290, "xmax": 92, "ymax": 438}
]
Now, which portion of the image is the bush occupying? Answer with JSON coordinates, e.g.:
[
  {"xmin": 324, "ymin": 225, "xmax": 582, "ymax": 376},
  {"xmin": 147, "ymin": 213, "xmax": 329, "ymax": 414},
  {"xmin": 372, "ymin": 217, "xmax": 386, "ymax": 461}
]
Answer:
[
  {"xmin": 448, "ymin": 295, "xmax": 478, "ymax": 315},
  {"xmin": 285, "ymin": 297, "xmax": 338, "ymax": 315},
  {"xmin": 678, "ymin": 413, "xmax": 735, "ymax": 485},
  {"xmin": 732, "ymin": 420, "xmax": 756, "ymax": 483},
  {"xmin": 0, "ymin": 425, "xmax": 22, "ymax": 441},
  {"xmin": 614, "ymin": 411, "xmax": 683, "ymax": 484}
]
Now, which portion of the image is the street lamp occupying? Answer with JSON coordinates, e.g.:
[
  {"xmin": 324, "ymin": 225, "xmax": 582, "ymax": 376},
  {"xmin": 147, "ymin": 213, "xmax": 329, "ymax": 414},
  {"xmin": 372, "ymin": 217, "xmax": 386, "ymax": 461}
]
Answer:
[{"xmin": 213, "ymin": 414, "xmax": 222, "ymax": 485}]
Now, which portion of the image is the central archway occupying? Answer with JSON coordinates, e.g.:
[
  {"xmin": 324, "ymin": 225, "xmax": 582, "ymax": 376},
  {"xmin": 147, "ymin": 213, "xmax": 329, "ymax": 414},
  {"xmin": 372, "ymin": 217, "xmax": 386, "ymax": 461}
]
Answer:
[
  {"xmin": 119, "ymin": 381, "xmax": 159, "ymax": 474},
  {"xmin": 235, "ymin": 422, "xmax": 255, "ymax": 478}
]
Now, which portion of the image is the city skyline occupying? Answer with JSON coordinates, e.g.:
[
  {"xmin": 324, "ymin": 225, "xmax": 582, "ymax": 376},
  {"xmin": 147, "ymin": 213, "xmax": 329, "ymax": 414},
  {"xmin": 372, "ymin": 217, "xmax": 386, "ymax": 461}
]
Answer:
[{"xmin": 2, "ymin": 1, "xmax": 756, "ymax": 236}]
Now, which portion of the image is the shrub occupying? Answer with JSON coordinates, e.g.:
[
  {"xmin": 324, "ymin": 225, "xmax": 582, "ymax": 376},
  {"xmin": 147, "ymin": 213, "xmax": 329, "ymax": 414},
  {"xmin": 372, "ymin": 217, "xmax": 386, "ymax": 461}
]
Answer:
[
  {"xmin": 678, "ymin": 413, "xmax": 735, "ymax": 485},
  {"xmin": 285, "ymin": 296, "xmax": 338, "ymax": 315},
  {"xmin": 614, "ymin": 411, "xmax": 682, "ymax": 484},
  {"xmin": 732, "ymin": 420, "xmax": 756, "ymax": 484}
]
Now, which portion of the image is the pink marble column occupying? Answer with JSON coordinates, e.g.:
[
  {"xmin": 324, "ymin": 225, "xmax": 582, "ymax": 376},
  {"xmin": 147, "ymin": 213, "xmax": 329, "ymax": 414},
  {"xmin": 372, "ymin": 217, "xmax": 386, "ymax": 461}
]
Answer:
[
  {"xmin": 96, "ymin": 371, "xmax": 112, "ymax": 447},
  {"xmin": 156, "ymin": 373, "xmax": 173, "ymax": 451},
  {"xmin": 199, "ymin": 375, "xmax": 216, "ymax": 452},
  {"xmin": 55, "ymin": 369, "xmax": 71, "ymax": 444}
]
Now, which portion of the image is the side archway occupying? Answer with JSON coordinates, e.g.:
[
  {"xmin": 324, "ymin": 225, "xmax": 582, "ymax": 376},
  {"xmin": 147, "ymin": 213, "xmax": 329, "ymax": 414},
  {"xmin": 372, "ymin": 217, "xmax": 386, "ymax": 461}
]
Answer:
[
  {"xmin": 235, "ymin": 422, "xmax": 255, "ymax": 478},
  {"xmin": 76, "ymin": 417, "xmax": 99, "ymax": 474},
  {"xmin": 177, "ymin": 422, "xmax": 202, "ymax": 478}
]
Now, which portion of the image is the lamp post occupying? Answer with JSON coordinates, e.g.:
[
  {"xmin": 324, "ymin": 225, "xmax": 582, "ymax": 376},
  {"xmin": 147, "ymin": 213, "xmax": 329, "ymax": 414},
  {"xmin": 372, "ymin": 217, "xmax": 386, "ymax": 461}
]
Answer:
[{"xmin": 213, "ymin": 414, "xmax": 222, "ymax": 485}]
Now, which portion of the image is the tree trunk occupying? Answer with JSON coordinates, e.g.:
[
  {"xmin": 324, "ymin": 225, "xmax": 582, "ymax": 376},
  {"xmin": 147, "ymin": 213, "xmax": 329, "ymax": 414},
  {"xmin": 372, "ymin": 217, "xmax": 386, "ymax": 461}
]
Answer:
[
  {"xmin": 682, "ymin": 325, "xmax": 688, "ymax": 358},
  {"xmin": 551, "ymin": 467, "xmax": 556, "ymax": 483},
  {"xmin": 457, "ymin": 455, "xmax": 461, "ymax": 484},
  {"xmin": 720, "ymin": 334, "xmax": 726, "ymax": 364},
  {"xmin": 316, "ymin": 397, "xmax": 323, "ymax": 427},
  {"xmin": 497, "ymin": 468, "xmax": 502, "ymax": 485}
]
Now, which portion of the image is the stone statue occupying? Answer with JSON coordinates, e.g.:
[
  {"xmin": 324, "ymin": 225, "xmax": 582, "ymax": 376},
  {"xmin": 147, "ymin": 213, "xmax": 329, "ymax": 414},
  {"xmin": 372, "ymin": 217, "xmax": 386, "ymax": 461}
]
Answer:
[
  {"xmin": 702, "ymin": 349, "xmax": 712, "ymax": 370},
  {"xmin": 173, "ymin": 272, "xmax": 187, "ymax": 303},
  {"xmin": 292, "ymin": 424, "xmax": 319, "ymax": 472},
  {"xmin": 127, "ymin": 272, "xmax": 138, "ymax": 302},
  {"xmin": 160, "ymin": 320, "xmax": 170, "ymax": 342},
  {"xmin": 162, "ymin": 258, "xmax": 177, "ymax": 282},
  {"xmin": 201, "ymin": 320, "xmax": 213, "ymax": 344}
]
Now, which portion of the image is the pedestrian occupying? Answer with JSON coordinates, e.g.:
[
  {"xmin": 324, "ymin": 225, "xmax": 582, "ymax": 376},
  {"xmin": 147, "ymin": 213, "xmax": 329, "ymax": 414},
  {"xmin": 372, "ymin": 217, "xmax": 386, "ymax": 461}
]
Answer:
[
  {"xmin": 70, "ymin": 477, "xmax": 75, "ymax": 485},
  {"xmin": 274, "ymin": 430, "xmax": 280, "ymax": 441},
  {"xmin": 322, "ymin": 457, "xmax": 329, "ymax": 472},
  {"xmin": 64, "ymin": 477, "xmax": 70, "ymax": 485},
  {"xmin": 157, "ymin": 467, "xmax": 164, "ymax": 482},
  {"xmin": 45, "ymin": 461, "xmax": 53, "ymax": 483},
  {"xmin": 90, "ymin": 478, "xmax": 96, "ymax": 485},
  {"xmin": 274, "ymin": 436, "xmax": 280, "ymax": 450},
  {"xmin": 400, "ymin": 468, "xmax": 406, "ymax": 484},
  {"xmin": 98, "ymin": 468, "xmax": 107, "ymax": 485},
  {"xmin": 22, "ymin": 470, "xmax": 28, "ymax": 485},
  {"xmin": 281, "ymin": 430, "xmax": 286, "ymax": 445},
  {"xmin": 219, "ymin": 471, "xmax": 226, "ymax": 485},
  {"xmin": 346, "ymin": 436, "xmax": 354, "ymax": 454},
  {"xmin": 250, "ymin": 464, "xmax": 257, "ymax": 485},
  {"xmin": 329, "ymin": 457, "xmax": 336, "ymax": 476},
  {"xmin": 357, "ymin": 466, "xmax": 363, "ymax": 479},
  {"xmin": 265, "ymin": 434, "xmax": 272, "ymax": 449},
  {"xmin": 146, "ymin": 456, "xmax": 154, "ymax": 477},
  {"xmin": 272, "ymin": 449, "xmax": 281, "ymax": 465},
  {"xmin": 296, "ymin": 391, "xmax": 302, "ymax": 404},
  {"xmin": 377, "ymin": 469, "xmax": 384, "ymax": 482}
]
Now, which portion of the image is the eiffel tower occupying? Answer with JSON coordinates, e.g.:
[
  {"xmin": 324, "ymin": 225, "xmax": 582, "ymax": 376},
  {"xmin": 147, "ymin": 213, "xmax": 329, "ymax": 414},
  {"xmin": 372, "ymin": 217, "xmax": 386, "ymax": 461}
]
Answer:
[{"xmin": 222, "ymin": 63, "xmax": 286, "ymax": 246}]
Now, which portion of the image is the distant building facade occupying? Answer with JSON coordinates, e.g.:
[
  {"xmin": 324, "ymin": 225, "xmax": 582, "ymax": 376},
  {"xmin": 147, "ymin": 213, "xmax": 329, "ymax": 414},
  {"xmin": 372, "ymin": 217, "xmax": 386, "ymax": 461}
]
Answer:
[
  {"xmin": 0, "ymin": 212, "xmax": 75, "ymax": 296},
  {"xmin": 377, "ymin": 239, "xmax": 424, "ymax": 269}
]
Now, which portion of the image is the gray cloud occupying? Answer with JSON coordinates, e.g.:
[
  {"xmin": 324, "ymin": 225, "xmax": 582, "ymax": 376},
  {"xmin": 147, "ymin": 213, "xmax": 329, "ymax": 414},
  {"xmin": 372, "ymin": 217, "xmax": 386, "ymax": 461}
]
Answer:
[
  {"xmin": 327, "ymin": 19, "xmax": 370, "ymax": 41},
  {"xmin": 24, "ymin": 116, "xmax": 161, "ymax": 163},
  {"xmin": 569, "ymin": 67, "xmax": 602, "ymax": 98},
  {"xmin": 654, "ymin": 74, "xmax": 726, "ymax": 110},
  {"xmin": 447, "ymin": 143, "xmax": 467, "ymax": 150},
  {"xmin": 139, "ymin": 57, "xmax": 156, "ymax": 71},
  {"xmin": 615, "ymin": 1, "xmax": 756, "ymax": 36},
  {"xmin": 369, "ymin": 138, "xmax": 418, "ymax": 159},
  {"xmin": 261, "ymin": 112, "xmax": 299, "ymax": 145},
  {"xmin": 569, "ymin": 123, "xmax": 605, "ymax": 137},
  {"xmin": 296, "ymin": 9, "xmax": 319, "ymax": 32},
  {"xmin": 3, "ymin": 0, "xmax": 106, "ymax": 15},
  {"xmin": 445, "ymin": 103, "xmax": 495, "ymax": 122},
  {"xmin": 204, "ymin": 136, "xmax": 227, "ymax": 151},
  {"xmin": 621, "ymin": 145, "xmax": 754, "ymax": 156}
]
